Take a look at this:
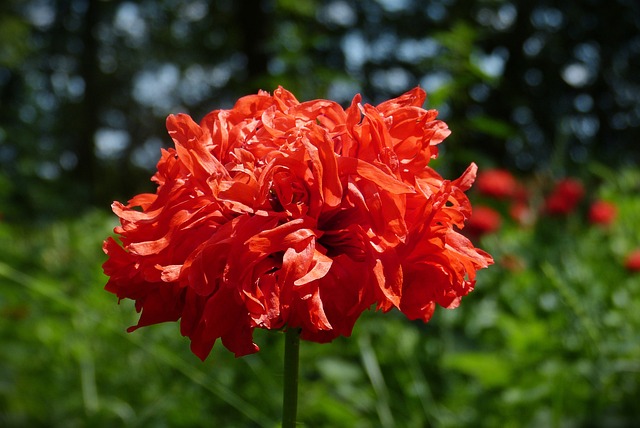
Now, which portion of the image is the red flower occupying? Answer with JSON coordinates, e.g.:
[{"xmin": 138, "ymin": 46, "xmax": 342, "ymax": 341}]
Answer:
[
  {"xmin": 544, "ymin": 178, "xmax": 584, "ymax": 215},
  {"xmin": 475, "ymin": 169, "xmax": 518, "ymax": 199},
  {"xmin": 625, "ymin": 250, "xmax": 640, "ymax": 272},
  {"xmin": 103, "ymin": 87, "xmax": 493, "ymax": 360},
  {"xmin": 588, "ymin": 200, "xmax": 617, "ymax": 226},
  {"xmin": 465, "ymin": 205, "xmax": 502, "ymax": 238}
]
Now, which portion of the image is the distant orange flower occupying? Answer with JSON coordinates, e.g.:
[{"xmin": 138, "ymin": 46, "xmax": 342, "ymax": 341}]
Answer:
[
  {"xmin": 103, "ymin": 87, "xmax": 493, "ymax": 360},
  {"xmin": 625, "ymin": 250, "xmax": 640, "ymax": 272},
  {"xmin": 476, "ymin": 169, "xmax": 518, "ymax": 199},
  {"xmin": 588, "ymin": 200, "xmax": 617, "ymax": 226},
  {"xmin": 544, "ymin": 178, "xmax": 584, "ymax": 215}
]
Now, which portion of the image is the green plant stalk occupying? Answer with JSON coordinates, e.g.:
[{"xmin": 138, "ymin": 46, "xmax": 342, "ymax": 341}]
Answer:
[{"xmin": 282, "ymin": 328, "xmax": 301, "ymax": 427}]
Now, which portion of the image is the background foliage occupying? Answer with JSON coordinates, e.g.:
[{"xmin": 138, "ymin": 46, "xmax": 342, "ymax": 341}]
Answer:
[{"xmin": 1, "ymin": 0, "xmax": 639, "ymax": 426}]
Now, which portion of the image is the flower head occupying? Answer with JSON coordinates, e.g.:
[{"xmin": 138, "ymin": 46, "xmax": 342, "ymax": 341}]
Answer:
[
  {"xmin": 625, "ymin": 249, "xmax": 640, "ymax": 272},
  {"xmin": 103, "ymin": 87, "xmax": 493, "ymax": 360},
  {"xmin": 476, "ymin": 169, "xmax": 518, "ymax": 199},
  {"xmin": 465, "ymin": 205, "xmax": 502, "ymax": 238},
  {"xmin": 544, "ymin": 178, "xmax": 584, "ymax": 215},
  {"xmin": 588, "ymin": 200, "xmax": 617, "ymax": 226}
]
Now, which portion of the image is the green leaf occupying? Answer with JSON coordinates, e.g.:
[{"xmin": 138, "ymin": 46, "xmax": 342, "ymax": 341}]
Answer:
[
  {"xmin": 467, "ymin": 115, "xmax": 517, "ymax": 139},
  {"xmin": 443, "ymin": 352, "xmax": 511, "ymax": 389}
]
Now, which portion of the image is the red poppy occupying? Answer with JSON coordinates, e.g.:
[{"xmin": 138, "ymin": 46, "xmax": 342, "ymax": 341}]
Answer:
[
  {"xmin": 475, "ymin": 168, "xmax": 518, "ymax": 199},
  {"xmin": 588, "ymin": 200, "xmax": 617, "ymax": 226},
  {"xmin": 544, "ymin": 178, "xmax": 584, "ymax": 215},
  {"xmin": 103, "ymin": 87, "xmax": 493, "ymax": 360},
  {"xmin": 465, "ymin": 205, "xmax": 502, "ymax": 238},
  {"xmin": 625, "ymin": 249, "xmax": 640, "ymax": 272}
]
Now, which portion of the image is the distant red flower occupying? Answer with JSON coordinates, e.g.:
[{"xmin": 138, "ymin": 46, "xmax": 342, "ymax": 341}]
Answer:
[
  {"xmin": 465, "ymin": 205, "xmax": 502, "ymax": 238},
  {"xmin": 475, "ymin": 169, "xmax": 518, "ymax": 199},
  {"xmin": 544, "ymin": 178, "xmax": 584, "ymax": 215},
  {"xmin": 588, "ymin": 200, "xmax": 617, "ymax": 226},
  {"xmin": 103, "ymin": 87, "xmax": 493, "ymax": 360},
  {"xmin": 625, "ymin": 250, "xmax": 640, "ymax": 272}
]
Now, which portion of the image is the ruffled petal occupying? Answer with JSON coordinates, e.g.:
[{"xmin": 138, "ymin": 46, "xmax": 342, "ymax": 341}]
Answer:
[{"xmin": 103, "ymin": 86, "xmax": 493, "ymax": 361}]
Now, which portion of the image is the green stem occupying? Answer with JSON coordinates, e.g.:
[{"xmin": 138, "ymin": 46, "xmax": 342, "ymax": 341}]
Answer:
[{"xmin": 282, "ymin": 328, "xmax": 301, "ymax": 428}]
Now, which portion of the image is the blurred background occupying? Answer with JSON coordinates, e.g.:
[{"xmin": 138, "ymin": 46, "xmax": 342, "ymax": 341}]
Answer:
[{"xmin": 1, "ymin": 0, "xmax": 639, "ymax": 426}]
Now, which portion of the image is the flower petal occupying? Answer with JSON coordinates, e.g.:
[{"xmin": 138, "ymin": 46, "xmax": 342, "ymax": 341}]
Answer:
[
  {"xmin": 338, "ymin": 157, "xmax": 415, "ymax": 194},
  {"xmin": 294, "ymin": 251, "xmax": 333, "ymax": 286}
]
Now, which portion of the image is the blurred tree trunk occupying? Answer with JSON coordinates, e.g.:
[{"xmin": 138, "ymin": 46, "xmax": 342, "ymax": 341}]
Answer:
[
  {"xmin": 236, "ymin": 0, "xmax": 270, "ymax": 90},
  {"xmin": 75, "ymin": 0, "xmax": 100, "ymax": 205}
]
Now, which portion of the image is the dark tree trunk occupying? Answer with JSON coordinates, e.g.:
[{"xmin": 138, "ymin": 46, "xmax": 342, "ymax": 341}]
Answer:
[
  {"xmin": 236, "ymin": 0, "xmax": 270, "ymax": 90},
  {"xmin": 75, "ymin": 0, "xmax": 100, "ymax": 205}
]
